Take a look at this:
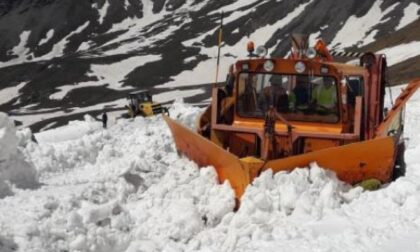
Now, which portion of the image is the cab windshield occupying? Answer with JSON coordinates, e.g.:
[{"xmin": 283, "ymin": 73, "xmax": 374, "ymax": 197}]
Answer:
[{"xmin": 237, "ymin": 73, "xmax": 339, "ymax": 123}]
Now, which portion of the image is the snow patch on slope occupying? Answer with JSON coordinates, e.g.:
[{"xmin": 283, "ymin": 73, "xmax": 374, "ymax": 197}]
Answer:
[
  {"xmin": 153, "ymin": 89, "xmax": 206, "ymax": 103},
  {"xmin": 163, "ymin": 1, "xmax": 313, "ymax": 89},
  {"xmin": 0, "ymin": 82, "xmax": 27, "ymax": 106},
  {"xmin": 97, "ymin": 0, "xmax": 110, "ymax": 25},
  {"xmin": 396, "ymin": 2, "xmax": 420, "ymax": 30},
  {"xmin": 39, "ymin": 21, "xmax": 90, "ymax": 60},
  {"xmin": 0, "ymin": 22, "xmax": 90, "ymax": 68},
  {"xmin": 39, "ymin": 29, "xmax": 55, "ymax": 46},
  {"xmin": 331, "ymin": 1, "xmax": 399, "ymax": 48},
  {"xmin": 0, "ymin": 31, "xmax": 31, "ymax": 68},
  {"xmin": 378, "ymin": 40, "xmax": 420, "ymax": 66},
  {"xmin": 49, "ymin": 54, "xmax": 162, "ymax": 100}
]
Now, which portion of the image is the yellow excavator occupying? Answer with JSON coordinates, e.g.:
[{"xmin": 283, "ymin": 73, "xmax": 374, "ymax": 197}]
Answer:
[{"xmin": 125, "ymin": 91, "xmax": 169, "ymax": 118}]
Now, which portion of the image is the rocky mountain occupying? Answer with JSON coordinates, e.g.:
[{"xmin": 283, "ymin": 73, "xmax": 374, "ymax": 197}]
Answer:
[{"xmin": 0, "ymin": 0, "xmax": 419, "ymax": 131}]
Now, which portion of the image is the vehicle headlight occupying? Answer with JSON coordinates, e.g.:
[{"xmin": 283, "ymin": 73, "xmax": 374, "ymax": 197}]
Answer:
[
  {"xmin": 295, "ymin": 61, "xmax": 306, "ymax": 73},
  {"xmin": 306, "ymin": 47, "xmax": 317, "ymax": 59},
  {"xmin": 256, "ymin": 46, "xmax": 268, "ymax": 57},
  {"xmin": 263, "ymin": 60, "xmax": 274, "ymax": 71}
]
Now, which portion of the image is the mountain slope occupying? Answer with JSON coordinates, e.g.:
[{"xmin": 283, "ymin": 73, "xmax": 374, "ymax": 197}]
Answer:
[{"xmin": 0, "ymin": 0, "xmax": 419, "ymax": 131}]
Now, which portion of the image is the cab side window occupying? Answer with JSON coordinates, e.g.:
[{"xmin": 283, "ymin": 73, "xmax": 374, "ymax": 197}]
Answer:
[{"xmin": 347, "ymin": 76, "xmax": 364, "ymax": 106}]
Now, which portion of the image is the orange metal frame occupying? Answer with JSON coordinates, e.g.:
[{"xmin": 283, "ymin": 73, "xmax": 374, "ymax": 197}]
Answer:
[{"xmin": 164, "ymin": 42, "xmax": 420, "ymax": 202}]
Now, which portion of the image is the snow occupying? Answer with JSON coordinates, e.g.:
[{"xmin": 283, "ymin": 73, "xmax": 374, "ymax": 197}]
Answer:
[
  {"xmin": 183, "ymin": 56, "xmax": 196, "ymax": 64},
  {"xmin": 38, "ymin": 29, "xmax": 55, "ymax": 46},
  {"xmin": 77, "ymin": 41, "xmax": 92, "ymax": 52},
  {"xmin": 15, "ymin": 86, "xmax": 203, "ymax": 129},
  {"xmin": 163, "ymin": 1, "xmax": 312, "ymax": 89},
  {"xmin": 0, "ymin": 22, "xmax": 90, "ymax": 68},
  {"xmin": 0, "ymin": 31, "xmax": 31, "ymax": 68},
  {"xmin": 10, "ymin": 31, "xmax": 31, "ymax": 57},
  {"xmin": 39, "ymin": 21, "xmax": 90, "ymax": 60},
  {"xmin": 222, "ymin": 1, "xmax": 268, "ymax": 25},
  {"xmin": 396, "ymin": 2, "xmax": 420, "ymax": 30},
  {"xmin": 49, "ymin": 54, "xmax": 162, "ymax": 100},
  {"xmin": 2, "ymin": 1, "xmax": 420, "ymax": 250},
  {"xmin": 97, "ymin": 0, "xmax": 110, "ymax": 25},
  {"xmin": 378, "ymin": 40, "xmax": 420, "ymax": 67},
  {"xmin": 0, "ymin": 82, "xmax": 27, "ymax": 106},
  {"xmin": 100, "ymin": 0, "xmax": 170, "ymax": 55},
  {"xmin": 153, "ymin": 88, "xmax": 206, "ymax": 103},
  {"xmin": 1, "ymin": 87, "xmax": 420, "ymax": 251},
  {"xmin": 155, "ymin": 58, "xmax": 233, "ymax": 88},
  {"xmin": 34, "ymin": 115, "xmax": 102, "ymax": 144},
  {"xmin": 308, "ymin": 31, "xmax": 321, "ymax": 46},
  {"xmin": 331, "ymin": 1, "xmax": 399, "ymax": 48},
  {"xmin": 9, "ymin": 98, "xmax": 126, "ymax": 129},
  {"xmin": 208, "ymin": 0, "xmax": 261, "ymax": 15},
  {"xmin": 0, "ymin": 112, "xmax": 38, "ymax": 199}
]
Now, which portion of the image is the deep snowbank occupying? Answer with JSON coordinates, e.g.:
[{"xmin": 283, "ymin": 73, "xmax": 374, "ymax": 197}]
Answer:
[
  {"xmin": 0, "ymin": 101, "xmax": 365, "ymax": 251},
  {"xmin": 1, "ymin": 93, "xmax": 420, "ymax": 251},
  {"xmin": 0, "ymin": 112, "xmax": 38, "ymax": 198}
]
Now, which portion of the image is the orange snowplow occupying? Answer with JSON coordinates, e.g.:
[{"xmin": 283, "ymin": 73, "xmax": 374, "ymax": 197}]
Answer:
[{"xmin": 164, "ymin": 34, "xmax": 420, "ymax": 202}]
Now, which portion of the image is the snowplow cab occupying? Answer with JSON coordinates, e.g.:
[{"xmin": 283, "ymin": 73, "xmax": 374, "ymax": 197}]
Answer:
[
  {"xmin": 164, "ymin": 36, "xmax": 420, "ymax": 203},
  {"xmin": 126, "ymin": 91, "xmax": 168, "ymax": 118}
]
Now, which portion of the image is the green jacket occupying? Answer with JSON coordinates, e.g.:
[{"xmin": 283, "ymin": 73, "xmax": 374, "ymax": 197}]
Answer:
[{"xmin": 312, "ymin": 85, "xmax": 337, "ymax": 109}]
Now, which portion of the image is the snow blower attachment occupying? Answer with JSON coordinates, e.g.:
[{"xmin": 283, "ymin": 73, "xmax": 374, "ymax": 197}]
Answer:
[{"xmin": 164, "ymin": 34, "xmax": 420, "ymax": 203}]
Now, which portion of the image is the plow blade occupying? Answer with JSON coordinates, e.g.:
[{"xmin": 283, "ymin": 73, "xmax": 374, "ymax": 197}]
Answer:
[
  {"xmin": 164, "ymin": 115, "xmax": 396, "ymax": 201},
  {"xmin": 263, "ymin": 136, "xmax": 396, "ymax": 184},
  {"xmin": 163, "ymin": 115, "xmax": 251, "ymax": 199}
]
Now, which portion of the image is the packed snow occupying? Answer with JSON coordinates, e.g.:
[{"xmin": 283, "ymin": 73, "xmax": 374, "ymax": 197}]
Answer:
[
  {"xmin": 0, "ymin": 112, "xmax": 38, "ymax": 199},
  {"xmin": 1, "ymin": 85, "xmax": 420, "ymax": 251}
]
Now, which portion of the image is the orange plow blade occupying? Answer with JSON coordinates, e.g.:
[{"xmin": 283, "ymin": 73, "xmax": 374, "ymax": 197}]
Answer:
[
  {"xmin": 263, "ymin": 137, "xmax": 396, "ymax": 184},
  {"xmin": 163, "ymin": 115, "xmax": 251, "ymax": 199},
  {"xmin": 164, "ymin": 115, "xmax": 396, "ymax": 201}
]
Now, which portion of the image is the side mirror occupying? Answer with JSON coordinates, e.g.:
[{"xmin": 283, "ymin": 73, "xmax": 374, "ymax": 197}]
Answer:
[{"xmin": 226, "ymin": 74, "xmax": 235, "ymax": 96}]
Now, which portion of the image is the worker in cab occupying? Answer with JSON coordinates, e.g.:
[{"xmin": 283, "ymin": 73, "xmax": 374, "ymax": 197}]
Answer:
[
  {"xmin": 311, "ymin": 78, "xmax": 337, "ymax": 114},
  {"xmin": 241, "ymin": 77, "xmax": 258, "ymax": 113},
  {"xmin": 259, "ymin": 82, "xmax": 289, "ymax": 113},
  {"xmin": 289, "ymin": 77, "xmax": 310, "ymax": 111}
]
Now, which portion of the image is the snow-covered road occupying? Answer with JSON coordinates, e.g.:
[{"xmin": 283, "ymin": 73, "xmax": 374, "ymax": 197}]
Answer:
[{"xmin": 1, "ymin": 87, "xmax": 420, "ymax": 251}]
